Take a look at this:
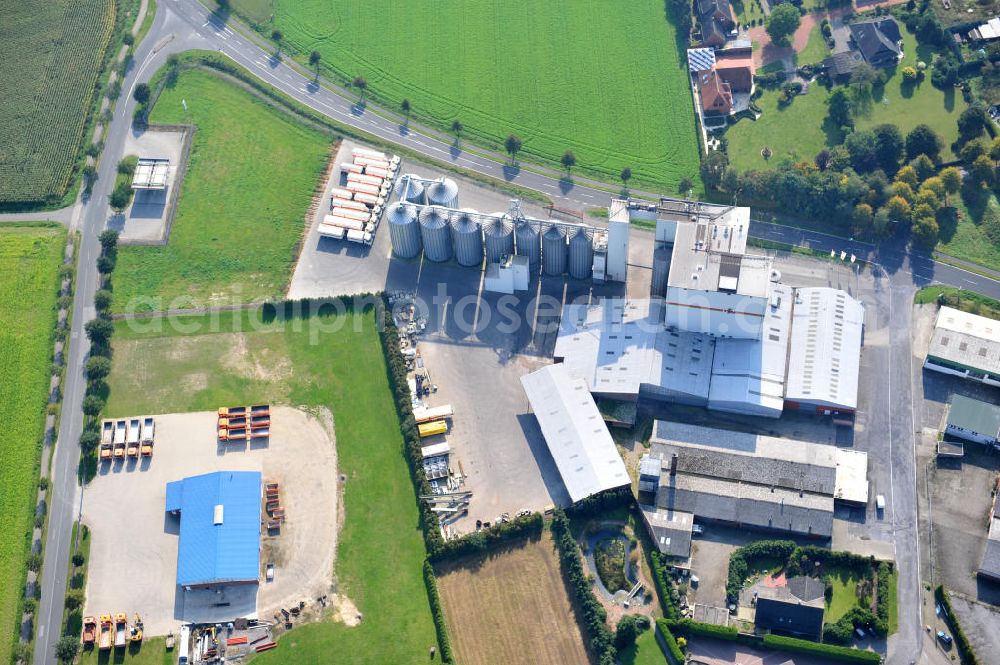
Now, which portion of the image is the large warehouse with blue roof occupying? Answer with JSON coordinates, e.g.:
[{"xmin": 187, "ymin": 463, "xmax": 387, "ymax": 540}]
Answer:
[{"xmin": 165, "ymin": 471, "xmax": 262, "ymax": 589}]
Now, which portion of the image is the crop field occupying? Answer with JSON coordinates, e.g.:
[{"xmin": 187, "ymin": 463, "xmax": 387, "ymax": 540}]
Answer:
[
  {"xmin": 0, "ymin": 224, "xmax": 65, "ymax": 665},
  {"xmin": 435, "ymin": 532, "xmax": 590, "ymax": 665},
  {"xmin": 105, "ymin": 306, "xmax": 437, "ymax": 664},
  {"xmin": 113, "ymin": 70, "xmax": 330, "ymax": 312},
  {"xmin": 726, "ymin": 28, "xmax": 966, "ymax": 172},
  {"xmin": 232, "ymin": 0, "xmax": 701, "ymax": 191},
  {"xmin": 0, "ymin": 0, "xmax": 115, "ymax": 205}
]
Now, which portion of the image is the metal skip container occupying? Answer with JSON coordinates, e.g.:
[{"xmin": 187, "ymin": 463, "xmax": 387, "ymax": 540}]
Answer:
[
  {"xmin": 419, "ymin": 206, "xmax": 453, "ymax": 262},
  {"xmin": 541, "ymin": 224, "xmax": 567, "ymax": 276},
  {"xmin": 450, "ymin": 209, "xmax": 483, "ymax": 267},
  {"xmin": 483, "ymin": 213, "xmax": 514, "ymax": 263},
  {"xmin": 387, "ymin": 202, "xmax": 421, "ymax": 259},
  {"xmin": 514, "ymin": 220, "xmax": 540, "ymax": 273},
  {"xmin": 568, "ymin": 227, "xmax": 594, "ymax": 279}
]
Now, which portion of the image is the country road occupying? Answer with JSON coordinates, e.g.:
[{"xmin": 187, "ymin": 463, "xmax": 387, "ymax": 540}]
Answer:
[{"xmin": 25, "ymin": 1, "xmax": 1000, "ymax": 663}]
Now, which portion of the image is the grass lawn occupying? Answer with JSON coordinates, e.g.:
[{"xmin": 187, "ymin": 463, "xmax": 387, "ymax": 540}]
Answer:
[
  {"xmin": 796, "ymin": 23, "xmax": 830, "ymax": 67},
  {"xmin": 914, "ymin": 285, "xmax": 1000, "ymax": 319},
  {"xmin": 0, "ymin": 224, "xmax": 65, "ymax": 665},
  {"xmin": 887, "ymin": 568, "xmax": 899, "ymax": 635},
  {"xmin": 937, "ymin": 189, "xmax": 1000, "ymax": 272},
  {"xmin": 732, "ymin": 0, "xmax": 767, "ymax": 26},
  {"xmin": 230, "ymin": 0, "xmax": 701, "ymax": 191},
  {"xmin": 619, "ymin": 627, "xmax": 668, "ymax": 665},
  {"xmin": 79, "ymin": 637, "xmax": 172, "ymax": 665},
  {"xmin": 105, "ymin": 306, "xmax": 438, "ymax": 665},
  {"xmin": 112, "ymin": 70, "xmax": 331, "ymax": 312},
  {"xmin": 825, "ymin": 572, "xmax": 861, "ymax": 623},
  {"xmin": 0, "ymin": 0, "xmax": 115, "ymax": 204},
  {"xmin": 727, "ymin": 27, "xmax": 967, "ymax": 171}
]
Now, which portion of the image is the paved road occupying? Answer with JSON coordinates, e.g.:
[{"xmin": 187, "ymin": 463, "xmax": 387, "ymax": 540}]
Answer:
[{"xmin": 29, "ymin": 1, "xmax": 999, "ymax": 663}]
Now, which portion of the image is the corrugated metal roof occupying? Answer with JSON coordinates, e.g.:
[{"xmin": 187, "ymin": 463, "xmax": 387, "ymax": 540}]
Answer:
[
  {"xmin": 785, "ymin": 288, "xmax": 863, "ymax": 411},
  {"xmin": 927, "ymin": 306, "xmax": 1000, "ymax": 378},
  {"xmin": 165, "ymin": 471, "xmax": 261, "ymax": 587},
  {"xmin": 947, "ymin": 395, "xmax": 1000, "ymax": 440},
  {"xmin": 520, "ymin": 363, "xmax": 629, "ymax": 503}
]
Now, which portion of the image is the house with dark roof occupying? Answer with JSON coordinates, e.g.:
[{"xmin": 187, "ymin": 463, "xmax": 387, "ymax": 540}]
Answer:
[
  {"xmin": 697, "ymin": 0, "xmax": 736, "ymax": 47},
  {"xmin": 754, "ymin": 576, "xmax": 826, "ymax": 639},
  {"xmin": 697, "ymin": 69, "xmax": 734, "ymax": 115},
  {"xmin": 849, "ymin": 18, "xmax": 903, "ymax": 67}
]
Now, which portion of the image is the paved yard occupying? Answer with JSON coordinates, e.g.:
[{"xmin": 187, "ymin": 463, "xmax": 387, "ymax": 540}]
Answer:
[
  {"xmin": 83, "ymin": 407, "xmax": 338, "ymax": 636},
  {"xmin": 112, "ymin": 127, "xmax": 188, "ymax": 245}
]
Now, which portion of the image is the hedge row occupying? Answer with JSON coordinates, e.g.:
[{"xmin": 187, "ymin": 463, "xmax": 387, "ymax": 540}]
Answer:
[
  {"xmin": 649, "ymin": 551, "xmax": 681, "ymax": 620},
  {"xmin": 375, "ymin": 296, "xmax": 446, "ymax": 556},
  {"xmin": 664, "ymin": 618, "xmax": 739, "ymax": 642},
  {"xmin": 935, "ymin": 586, "xmax": 980, "ymax": 665},
  {"xmin": 550, "ymin": 510, "xmax": 617, "ymax": 665},
  {"xmin": 430, "ymin": 513, "xmax": 543, "ymax": 563},
  {"xmin": 564, "ymin": 485, "xmax": 634, "ymax": 519},
  {"xmin": 762, "ymin": 634, "xmax": 882, "ymax": 664},
  {"xmin": 422, "ymin": 561, "xmax": 454, "ymax": 664},
  {"xmin": 655, "ymin": 620, "xmax": 685, "ymax": 664}
]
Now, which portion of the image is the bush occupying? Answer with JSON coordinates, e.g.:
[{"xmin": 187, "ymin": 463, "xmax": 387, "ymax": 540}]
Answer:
[
  {"xmin": 935, "ymin": 586, "xmax": 980, "ymax": 665},
  {"xmin": 82, "ymin": 395, "xmax": 105, "ymax": 417},
  {"xmin": 656, "ymin": 620, "xmax": 686, "ymax": 663},
  {"xmin": 26, "ymin": 553, "xmax": 43, "ymax": 572},
  {"xmin": 84, "ymin": 317, "xmax": 114, "ymax": 344},
  {"xmin": 615, "ymin": 614, "xmax": 650, "ymax": 649},
  {"xmin": 64, "ymin": 589, "xmax": 84, "ymax": 611},
  {"xmin": 762, "ymin": 634, "xmax": 882, "ymax": 663},
  {"xmin": 71, "ymin": 552, "xmax": 85, "ymax": 568},
  {"xmin": 551, "ymin": 510, "xmax": 617, "ymax": 662},
  {"xmin": 431, "ymin": 512, "xmax": 543, "ymax": 562},
  {"xmin": 650, "ymin": 551, "xmax": 681, "ymax": 619},
  {"xmin": 666, "ymin": 619, "xmax": 740, "ymax": 641},
  {"xmin": 423, "ymin": 561, "xmax": 453, "ymax": 663}
]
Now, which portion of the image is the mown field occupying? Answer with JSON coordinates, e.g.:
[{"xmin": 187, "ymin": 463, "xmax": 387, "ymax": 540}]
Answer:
[
  {"xmin": 105, "ymin": 307, "xmax": 438, "ymax": 664},
  {"xmin": 0, "ymin": 0, "xmax": 115, "ymax": 205},
  {"xmin": 0, "ymin": 224, "xmax": 65, "ymax": 665},
  {"xmin": 113, "ymin": 70, "xmax": 331, "ymax": 312},
  {"xmin": 435, "ymin": 532, "xmax": 589, "ymax": 665},
  {"xmin": 727, "ymin": 28, "xmax": 966, "ymax": 172},
  {"xmin": 232, "ymin": 0, "xmax": 701, "ymax": 191}
]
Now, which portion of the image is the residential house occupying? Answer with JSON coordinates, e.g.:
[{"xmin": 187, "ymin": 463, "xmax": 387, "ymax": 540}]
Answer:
[
  {"xmin": 848, "ymin": 18, "xmax": 903, "ymax": 67},
  {"xmin": 697, "ymin": 0, "xmax": 736, "ymax": 48},
  {"xmin": 714, "ymin": 54, "xmax": 755, "ymax": 93},
  {"xmin": 754, "ymin": 576, "xmax": 826, "ymax": 639},
  {"xmin": 697, "ymin": 69, "xmax": 734, "ymax": 115}
]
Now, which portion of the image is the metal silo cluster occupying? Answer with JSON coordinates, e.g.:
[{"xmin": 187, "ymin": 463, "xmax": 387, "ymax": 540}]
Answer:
[
  {"xmin": 450, "ymin": 209, "xmax": 483, "ymax": 267},
  {"xmin": 399, "ymin": 174, "xmax": 425, "ymax": 205},
  {"xmin": 419, "ymin": 206, "xmax": 452, "ymax": 262},
  {"xmin": 387, "ymin": 202, "xmax": 421, "ymax": 259},
  {"xmin": 483, "ymin": 213, "xmax": 514, "ymax": 263},
  {"xmin": 568, "ymin": 227, "xmax": 594, "ymax": 279},
  {"xmin": 425, "ymin": 177, "xmax": 459, "ymax": 208}
]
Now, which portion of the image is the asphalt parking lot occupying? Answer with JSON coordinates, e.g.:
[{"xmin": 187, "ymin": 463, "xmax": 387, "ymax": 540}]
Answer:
[{"xmin": 82, "ymin": 407, "xmax": 338, "ymax": 635}]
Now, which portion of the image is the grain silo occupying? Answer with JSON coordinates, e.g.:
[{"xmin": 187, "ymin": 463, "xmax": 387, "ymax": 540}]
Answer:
[
  {"xmin": 541, "ymin": 224, "xmax": 567, "ymax": 276},
  {"xmin": 387, "ymin": 202, "xmax": 422, "ymax": 259},
  {"xmin": 483, "ymin": 213, "xmax": 514, "ymax": 263},
  {"xmin": 399, "ymin": 175, "xmax": 425, "ymax": 205},
  {"xmin": 425, "ymin": 177, "xmax": 458, "ymax": 208},
  {"xmin": 450, "ymin": 209, "xmax": 483, "ymax": 267},
  {"xmin": 419, "ymin": 206, "xmax": 452, "ymax": 262},
  {"xmin": 568, "ymin": 227, "xmax": 594, "ymax": 279},
  {"xmin": 514, "ymin": 220, "xmax": 540, "ymax": 273}
]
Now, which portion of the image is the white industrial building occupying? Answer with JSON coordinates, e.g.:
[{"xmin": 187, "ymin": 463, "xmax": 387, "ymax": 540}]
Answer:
[
  {"xmin": 784, "ymin": 287, "xmax": 864, "ymax": 415},
  {"xmin": 520, "ymin": 363, "xmax": 629, "ymax": 503},
  {"xmin": 552, "ymin": 198, "xmax": 864, "ymax": 419},
  {"xmin": 924, "ymin": 306, "xmax": 1000, "ymax": 387}
]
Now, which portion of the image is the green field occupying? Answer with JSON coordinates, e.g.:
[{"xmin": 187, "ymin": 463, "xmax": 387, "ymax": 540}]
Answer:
[
  {"xmin": 0, "ymin": 0, "xmax": 115, "ymax": 205},
  {"xmin": 106, "ymin": 306, "xmax": 438, "ymax": 664},
  {"xmin": 619, "ymin": 627, "xmax": 668, "ymax": 665},
  {"xmin": 231, "ymin": 0, "xmax": 701, "ymax": 190},
  {"xmin": 113, "ymin": 70, "xmax": 331, "ymax": 312},
  {"xmin": 727, "ymin": 28, "xmax": 966, "ymax": 172},
  {"xmin": 0, "ymin": 224, "xmax": 65, "ymax": 665}
]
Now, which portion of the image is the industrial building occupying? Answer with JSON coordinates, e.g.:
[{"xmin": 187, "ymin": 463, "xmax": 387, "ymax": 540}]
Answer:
[
  {"xmin": 165, "ymin": 471, "xmax": 262, "ymax": 589},
  {"xmin": 945, "ymin": 395, "xmax": 1000, "ymax": 448},
  {"xmin": 980, "ymin": 507, "xmax": 1000, "ymax": 583},
  {"xmin": 553, "ymin": 198, "xmax": 863, "ymax": 418},
  {"xmin": 924, "ymin": 306, "xmax": 1000, "ymax": 387},
  {"xmin": 753, "ymin": 576, "xmax": 826, "ymax": 640},
  {"xmin": 638, "ymin": 422, "xmax": 869, "ymax": 558},
  {"xmin": 520, "ymin": 363, "xmax": 629, "ymax": 503}
]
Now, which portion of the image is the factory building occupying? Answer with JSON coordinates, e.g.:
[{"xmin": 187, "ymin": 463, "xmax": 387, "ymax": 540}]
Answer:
[
  {"xmin": 520, "ymin": 363, "xmax": 629, "ymax": 504},
  {"xmin": 165, "ymin": 471, "xmax": 262, "ymax": 589},
  {"xmin": 980, "ymin": 503, "xmax": 1000, "ymax": 583},
  {"xmin": 638, "ymin": 422, "xmax": 869, "ymax": 559},
  {"xmin": 784, "ymin": 288, "xmax": 864, "ymax": 416},
  {"xmin": 945, "ymin": 395, "xmax": 1000, "ymax": 448},
  {"xmin": 924, "ymin": 306, "xmax": 1000, "ymax": 387}
]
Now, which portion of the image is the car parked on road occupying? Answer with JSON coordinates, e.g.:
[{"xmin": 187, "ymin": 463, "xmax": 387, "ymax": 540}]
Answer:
[{"xmin": 937, "ymin": 630, "xmax": 953, "ymax": 646}]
